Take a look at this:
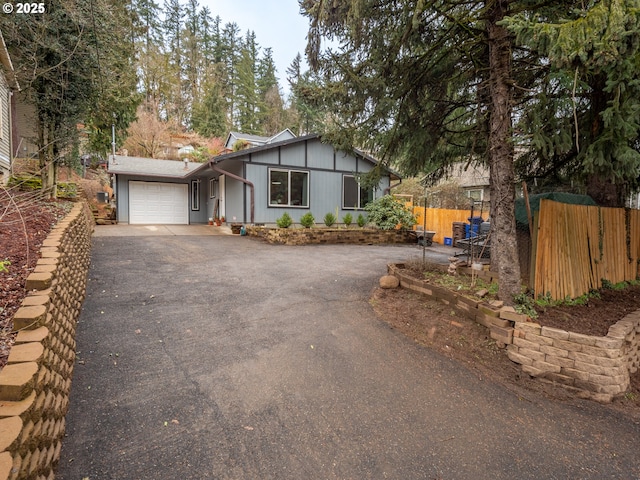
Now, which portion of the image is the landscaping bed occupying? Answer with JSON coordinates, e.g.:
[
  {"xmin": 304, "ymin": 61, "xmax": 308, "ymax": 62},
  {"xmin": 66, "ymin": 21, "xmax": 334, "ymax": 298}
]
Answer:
[{"xmin": 0, "ymin": 189, "xmax": 72, "ymax": 368}]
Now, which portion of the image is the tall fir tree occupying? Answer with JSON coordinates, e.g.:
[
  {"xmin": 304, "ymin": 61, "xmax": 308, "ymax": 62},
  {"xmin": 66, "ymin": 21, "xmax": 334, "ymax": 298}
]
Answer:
[
  {"xmin": 1, "ymin": 0, "xmax": 140, "ymax": 195},
  {"xmin": 257, "ymin": 48, "xmax": 284, "ymax": 134},
  {"xmin": 505, "ymin": 0, "xmax": 640, "ymax": 206},
  {"xmin": 301, "ymin": 0, "xmax": 523, "ymax": 301},
  {"xmin": 221, "ymin": 22, "xmax": 242, "ymax": 128},
  {"xmin": 235, "ymin": 31, "xmax": 261, "ymax": 133}
]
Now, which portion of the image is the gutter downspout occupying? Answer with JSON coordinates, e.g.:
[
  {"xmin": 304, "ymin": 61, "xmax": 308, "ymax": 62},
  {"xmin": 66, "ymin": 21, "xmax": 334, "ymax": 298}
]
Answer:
[{"xmin": 209, "ymin": 161, "xmax": 255, "ymax": 224}]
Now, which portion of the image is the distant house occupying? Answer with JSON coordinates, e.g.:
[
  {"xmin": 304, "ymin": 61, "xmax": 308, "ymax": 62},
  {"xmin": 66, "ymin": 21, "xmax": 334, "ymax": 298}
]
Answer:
[
  {"xmin": 0, "ymin": 29, "xmax": 19, "ymax": 183},
  {"xmin": 11, "ymin": 91, "xmax": 39, "ymax": 163},
  {"xmin": 109, "ymin": 133, "xmax": 399, "ymax": 225},
  {"xmin": 224, "ymin": 129, "xmax": 296, "ymax": 151},
  {"xmin": 446, "ymin": 161, "xmax": 490, "ymax": 203}
]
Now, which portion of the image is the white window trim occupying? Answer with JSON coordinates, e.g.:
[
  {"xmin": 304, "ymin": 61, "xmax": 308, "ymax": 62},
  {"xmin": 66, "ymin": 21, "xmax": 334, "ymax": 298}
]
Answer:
[
  {"xmin": 191, "ymin": 180, "xmax": 200, "ymax": 211},
  {"xmin": 466, "ymin": 188, "xmax": 484, "ymax": 202},
  {"xmin": 268, "ymin": 168, "xmax": 309, "ymax": 208},
  {"xmin": 209, "ymin": 178, "xmax": 216, "ymax": 198}
]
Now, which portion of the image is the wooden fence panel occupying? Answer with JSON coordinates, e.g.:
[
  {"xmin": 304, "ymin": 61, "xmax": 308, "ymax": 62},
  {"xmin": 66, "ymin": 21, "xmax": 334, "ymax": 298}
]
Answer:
[
  {"xmin": 535, "ymin": 200, "xmax": 640, "ymax": 300},
  {"xmin": 412, "ymin": 207, "xmax": 472, "ymax": 245}
]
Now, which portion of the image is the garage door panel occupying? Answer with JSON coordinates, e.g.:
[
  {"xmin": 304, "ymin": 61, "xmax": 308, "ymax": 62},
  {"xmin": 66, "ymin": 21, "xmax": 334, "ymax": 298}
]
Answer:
[{"xmin": 129, "ymin": 181, "xmax": 188, "ymax": 224}]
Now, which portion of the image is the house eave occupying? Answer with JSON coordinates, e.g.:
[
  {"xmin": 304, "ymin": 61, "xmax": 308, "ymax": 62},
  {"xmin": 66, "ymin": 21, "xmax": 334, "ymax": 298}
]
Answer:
[{"xmin": 0, "ymin": 30, "xmax": 19, "ymax": 90}]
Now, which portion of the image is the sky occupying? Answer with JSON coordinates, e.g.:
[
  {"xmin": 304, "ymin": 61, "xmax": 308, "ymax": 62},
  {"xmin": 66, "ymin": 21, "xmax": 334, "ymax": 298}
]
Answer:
[{"xmin": 200, "ymin": 0, "xmax": 311, "ymax": 97}]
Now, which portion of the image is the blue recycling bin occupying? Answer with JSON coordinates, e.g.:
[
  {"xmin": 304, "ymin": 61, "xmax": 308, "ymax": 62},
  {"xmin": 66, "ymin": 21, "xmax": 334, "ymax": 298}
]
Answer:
[{"xmin": 465, "ymin": 217, "xmax": 483, "ymax": 238}]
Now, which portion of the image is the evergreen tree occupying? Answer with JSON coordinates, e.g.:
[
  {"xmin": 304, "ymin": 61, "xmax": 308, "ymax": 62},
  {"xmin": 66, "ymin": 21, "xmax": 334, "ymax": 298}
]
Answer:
[
  {"xmin": 1, "ymin": 0, "xmax": 139, "ymax": 195},
  {"xmin": 235, "ymin": 31, "xmax": 261, "ymax": 133},
  {"xmin": 162, "ymin": 0, "xmax": 185, "ymax": 123},
  {"xmin": 192, "ymin": 78, "xmax": 228, "ymax": 137},
  {"xmin": 301, "ymin": 0, "xmax": 523, "ymax": 301},
  {"xmin": 505, "ymin": 0, "xmax": 640, "ymax": 206},
  {"xmin": 257, "ymin": 48, "xmax": 284, "ymax": 134},
  {"xmin": 184, "ymin": 0, "xmax": 202, "ymax": 108},
  {"xmin": 286, "ymin": 53, "xmax": 325, "ymax": 135}
]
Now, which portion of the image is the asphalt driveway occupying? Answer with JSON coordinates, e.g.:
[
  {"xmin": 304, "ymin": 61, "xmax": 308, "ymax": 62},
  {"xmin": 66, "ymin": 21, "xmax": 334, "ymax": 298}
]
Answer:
[{"xmin": 57, "ymin": 229, "xmax": 640, "ymax": 479}]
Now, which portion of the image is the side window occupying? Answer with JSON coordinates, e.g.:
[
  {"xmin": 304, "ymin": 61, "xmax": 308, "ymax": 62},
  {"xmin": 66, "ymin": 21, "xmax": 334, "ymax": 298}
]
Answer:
[
  {"xmin": 209, "ymin": 178, "xmax": 216, "ymax": 198},
  {"xmin": 343, "ymin": 175, "xmax": 373, "ymax": 209},
  {"xmin": 191, "ymin": 180, "xmax": 200, "ymax": 211}
]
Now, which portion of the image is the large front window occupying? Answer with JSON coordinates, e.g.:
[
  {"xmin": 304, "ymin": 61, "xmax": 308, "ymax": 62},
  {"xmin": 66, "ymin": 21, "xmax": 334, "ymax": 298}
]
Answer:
[
  {"xmin": 269, "ymin": 169, "xmax": 309, "ymax": 207},
  {"xmin": 343, "ymin": 175, "xmax": 374, "ymax": 209}
]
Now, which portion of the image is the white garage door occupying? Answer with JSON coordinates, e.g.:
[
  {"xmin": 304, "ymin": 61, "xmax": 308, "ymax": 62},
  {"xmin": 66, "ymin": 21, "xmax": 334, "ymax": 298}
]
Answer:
[{"xmin": 129, "ymin": 181, "xmax": 189, "ymax": 224}]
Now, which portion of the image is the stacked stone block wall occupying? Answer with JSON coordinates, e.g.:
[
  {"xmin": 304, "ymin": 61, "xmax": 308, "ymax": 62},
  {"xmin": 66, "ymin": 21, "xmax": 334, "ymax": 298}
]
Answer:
[
  {"xmin": 388, "ymin": 263, "xmax": 640, "ymax": 403},
  {"xmin": 0, "ymin": 203, "xmax": 93, "ymax": 480},
  {"xmin": 246, "ymin": 226, "xmax": 413, "ymax": 245},
  {"xmin": 508, "ymin": 312, "xmax": 640, "ymax": 403},
  {"xmin": 387, "ymin": 264, "xmax": 517, "ymax": 346}
]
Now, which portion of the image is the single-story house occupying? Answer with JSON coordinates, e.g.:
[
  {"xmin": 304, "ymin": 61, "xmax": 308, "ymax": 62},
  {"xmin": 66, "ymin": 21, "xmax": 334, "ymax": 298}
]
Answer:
[{"xmin": 109, "ymin": 133, "xmax": 399, "ymax": 225}]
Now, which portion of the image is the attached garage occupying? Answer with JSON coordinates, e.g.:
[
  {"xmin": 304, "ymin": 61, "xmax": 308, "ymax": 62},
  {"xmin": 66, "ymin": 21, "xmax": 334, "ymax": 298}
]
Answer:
[{"xmin": 129, "ymin": 181, "xmax": 189, "ymax": 224}]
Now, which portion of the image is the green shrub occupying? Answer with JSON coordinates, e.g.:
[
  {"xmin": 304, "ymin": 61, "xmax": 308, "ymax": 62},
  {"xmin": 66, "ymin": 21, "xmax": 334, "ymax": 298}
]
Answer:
[
  {"xmin": 357, "ymin": 213, "xmax": 367, "ymax": 228},
  {"xmin": 364, "ymin": 195, "xmax": 417, "ymax": 230},
  {"xmin": 300, "ymin": 212, "xmax": 315, "ymax": 228},
  {"xmin": 323, "ymin": 212, "xmax": 336, "ymax": 227},
  {"xmin": 514, "ymin": 292, "xmax": 538, "ymax": 319},
  {"xmin": 0, "ymin": 259, "xmax": 10, "ymax": 274},
  {"xmin": 276, "ymin": 212, "xmax": 292, "ymax": 228},
  {"xmin": 342, "ymin": 212, "xmax": 353, "ymax": 227}
]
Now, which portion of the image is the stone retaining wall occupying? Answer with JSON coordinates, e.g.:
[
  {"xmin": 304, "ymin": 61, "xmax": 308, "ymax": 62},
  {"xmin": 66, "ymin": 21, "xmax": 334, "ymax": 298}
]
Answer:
[
  {"xmin": 246, "ymin": 226, "xmax": 413, "ymax": 245},
  {"xmin": 508, "ymin": 314, "xmax": 640, "ymax": 403},
  {"xmin": 387, "ymin": 264, "xmax": 639, "ymax": 403},
  {"xmin": 387, "ymin": 264, "xmax": 519, "ymax": 347},
  {"xmin": 0, "ymin": 203, "xmax": 93, "ymax": 480}
]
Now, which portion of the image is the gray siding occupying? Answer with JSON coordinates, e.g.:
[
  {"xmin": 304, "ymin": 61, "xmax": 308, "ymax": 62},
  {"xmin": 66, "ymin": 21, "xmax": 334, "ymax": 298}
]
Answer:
[
  {"xmin": 13, "ymin": 93, "xmax": 39, "ymax": 159},
  {"xmin": 233, "ymin": 137, "xmax": 391, "ymax": 224},
  {"xmin": 248, "ymin": 148, "xmax": 279, "ymax": 166},
  {"xmin": 0, "ymin": 75, "xmax": 10, "ymax": 174},
  {"xmin": 221, "ymin": 161, "xmax": 246, "ymax": 223},
  {"xmin": 280, "ymin": 143, "xmax": 305, "ymax": 168},
  {"xmin": 306, "ymin": 141, "xmax": 334, "ymax": 170}
]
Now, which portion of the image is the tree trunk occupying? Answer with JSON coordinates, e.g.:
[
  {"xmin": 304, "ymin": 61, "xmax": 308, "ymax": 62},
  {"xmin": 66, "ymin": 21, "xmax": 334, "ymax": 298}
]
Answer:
[
  {"xmin": 38, "ymin": 119, "xmax": 57, "ymax": 199},
  {"xmin": 585, "ymin": 174, "xmax": 627, "ymax": 207},
  {"xmin": 487, "ymin": 0, "xmax": 521, "ymax": 304}
]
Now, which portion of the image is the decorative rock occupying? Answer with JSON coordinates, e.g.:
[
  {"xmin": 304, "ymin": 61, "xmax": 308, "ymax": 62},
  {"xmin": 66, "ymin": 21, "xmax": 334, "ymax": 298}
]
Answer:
[{"xmin": 379, "ymin": 275, "xmax": 400, "ymax": 289}]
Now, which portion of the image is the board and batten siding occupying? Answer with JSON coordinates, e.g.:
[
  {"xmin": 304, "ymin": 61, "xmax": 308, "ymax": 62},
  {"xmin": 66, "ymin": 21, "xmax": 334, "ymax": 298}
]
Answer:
[{"xmin": 221, "ymin": 137, "xmax": 391, "ymax": 224}]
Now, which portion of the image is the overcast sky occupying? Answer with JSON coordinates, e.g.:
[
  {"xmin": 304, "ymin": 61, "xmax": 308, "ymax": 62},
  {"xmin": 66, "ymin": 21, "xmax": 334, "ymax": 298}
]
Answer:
[{"xmin": 200, "ymin": 0, "xmax": 311, "ymax": 97}]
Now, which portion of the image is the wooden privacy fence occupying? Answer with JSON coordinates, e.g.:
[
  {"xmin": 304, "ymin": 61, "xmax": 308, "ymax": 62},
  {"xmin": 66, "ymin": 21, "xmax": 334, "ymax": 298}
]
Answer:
[
  {"xmin": 412, "ymin": 207, "xmax": 472, "ymax": 245},
  {"xmin": 534, "ymin": 199, "xmax": 640, "ymax": 300}
]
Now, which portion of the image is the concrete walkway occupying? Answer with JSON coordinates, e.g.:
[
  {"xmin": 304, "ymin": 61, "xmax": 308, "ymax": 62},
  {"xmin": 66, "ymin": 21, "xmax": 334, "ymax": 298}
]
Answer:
[
  {"xmin": 93, "ymin": 223, "xmax": 234, "ymax": 236},
  {"xmin": 57, "ymin": 233, "xmax": 640, "ymax": 479}
]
